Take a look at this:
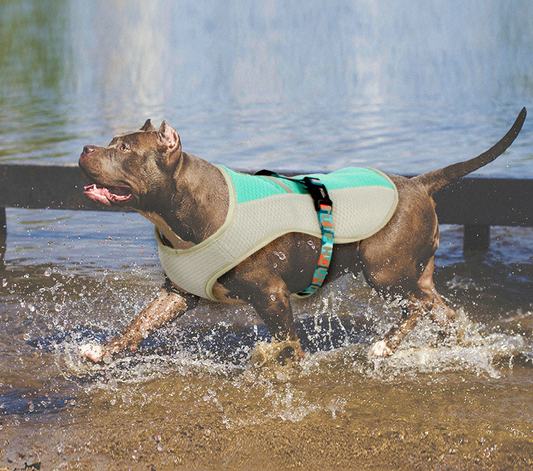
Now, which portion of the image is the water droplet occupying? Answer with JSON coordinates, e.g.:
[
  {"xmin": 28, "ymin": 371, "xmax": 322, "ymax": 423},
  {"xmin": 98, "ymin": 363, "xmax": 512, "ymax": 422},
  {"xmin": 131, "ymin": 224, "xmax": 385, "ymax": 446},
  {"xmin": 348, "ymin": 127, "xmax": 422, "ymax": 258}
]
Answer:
[
  {"xmin": 54, "ymin": 303, "xmax": 63, "ymax": 312},
  {"xmin": 307, "ymin": 240, "xmax": 316, "ymax": 249},
  {"xmin": 44, "ymin": 268, "xmax": 52, "ymax": 277},
  {"xmin": 274, "ymin": 251, "xmax": 286, "ymax": 260}
]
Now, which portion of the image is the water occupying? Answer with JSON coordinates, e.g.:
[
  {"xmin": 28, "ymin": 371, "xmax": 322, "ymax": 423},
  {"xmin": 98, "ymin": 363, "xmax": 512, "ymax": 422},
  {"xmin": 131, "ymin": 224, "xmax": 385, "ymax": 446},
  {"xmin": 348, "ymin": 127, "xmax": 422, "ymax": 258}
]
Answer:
[{"xmin": 1, "ymin": 1, "xmax": 533, "ymax": 469}]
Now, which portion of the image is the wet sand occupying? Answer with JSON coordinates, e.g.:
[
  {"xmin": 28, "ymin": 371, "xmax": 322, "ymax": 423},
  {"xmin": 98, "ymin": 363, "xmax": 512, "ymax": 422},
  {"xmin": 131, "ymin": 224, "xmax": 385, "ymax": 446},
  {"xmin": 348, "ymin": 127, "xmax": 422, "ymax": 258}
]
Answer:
[{"xmin": 3, "ymin": 352, "xmax": 533, "ymax": 470}]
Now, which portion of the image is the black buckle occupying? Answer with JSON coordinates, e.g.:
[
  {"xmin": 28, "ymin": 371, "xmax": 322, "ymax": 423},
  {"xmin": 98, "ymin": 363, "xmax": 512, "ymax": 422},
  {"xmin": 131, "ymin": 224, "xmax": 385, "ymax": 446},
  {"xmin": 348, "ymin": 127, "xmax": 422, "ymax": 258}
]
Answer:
[
  {"xmin": 255, "ymin": 170, "xmax": 332, "ymax": 211},
  {"xmin": 302, "ymin": 177, "xmax": 332, "ymax": 211}
]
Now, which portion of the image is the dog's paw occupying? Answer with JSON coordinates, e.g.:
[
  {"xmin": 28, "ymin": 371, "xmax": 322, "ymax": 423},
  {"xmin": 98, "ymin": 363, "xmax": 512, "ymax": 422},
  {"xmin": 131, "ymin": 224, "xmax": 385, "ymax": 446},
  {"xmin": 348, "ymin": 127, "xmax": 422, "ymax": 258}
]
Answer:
[
  {"xmin": 251, "ymin": 340, "xmax": 304, "ymax": 367},
  {"xmin": 368, "ymin": 340, "xmax": 393, "ymax": 358},
  {"xmin": 80, "ymin": 343, "xmax": 105, "ymax": 363}
]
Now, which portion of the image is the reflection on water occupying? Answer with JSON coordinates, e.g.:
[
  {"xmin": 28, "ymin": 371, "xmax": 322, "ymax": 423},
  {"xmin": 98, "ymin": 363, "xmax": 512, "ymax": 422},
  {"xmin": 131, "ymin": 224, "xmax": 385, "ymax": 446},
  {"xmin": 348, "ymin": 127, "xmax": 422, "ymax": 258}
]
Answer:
[
  {"xmin": 1, "ymin": 1, "xmax": 533, "ymax": 469},
  {"xmin": 1, "ymin": 0, "xmax": 532, "ymax": 176}
]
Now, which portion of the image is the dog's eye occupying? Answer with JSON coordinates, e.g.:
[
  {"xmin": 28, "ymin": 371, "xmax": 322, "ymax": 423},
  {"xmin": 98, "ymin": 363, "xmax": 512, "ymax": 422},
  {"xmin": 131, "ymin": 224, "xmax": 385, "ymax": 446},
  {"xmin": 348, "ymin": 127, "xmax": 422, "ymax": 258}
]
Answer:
[{"xmin": 119, "ymin": 143, "xmax": 130, "ymax": 152}]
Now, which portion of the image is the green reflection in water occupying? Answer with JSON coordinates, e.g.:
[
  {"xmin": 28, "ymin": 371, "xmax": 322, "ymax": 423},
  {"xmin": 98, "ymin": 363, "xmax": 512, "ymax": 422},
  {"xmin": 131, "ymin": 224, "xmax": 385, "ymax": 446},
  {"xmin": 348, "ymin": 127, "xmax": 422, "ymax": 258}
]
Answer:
[{"xmin": 0, "ymin": 0, "xmax": 71, "ymax": 98}]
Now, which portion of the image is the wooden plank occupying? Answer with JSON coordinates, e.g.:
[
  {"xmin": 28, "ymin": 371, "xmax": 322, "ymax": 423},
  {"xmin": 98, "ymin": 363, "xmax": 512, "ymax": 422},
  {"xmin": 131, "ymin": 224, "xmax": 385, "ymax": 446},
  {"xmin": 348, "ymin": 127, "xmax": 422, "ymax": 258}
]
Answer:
[
  {"xmin": 433, "ymin": 177, "xmax": 533, "ymax": 227},
  {"xmin": 1, "ymin": 163, "xmax": 532, "ymax": 227},
  {"xmin": 0, "ymin": 163, "xmax": 130, "ymax": 212}
]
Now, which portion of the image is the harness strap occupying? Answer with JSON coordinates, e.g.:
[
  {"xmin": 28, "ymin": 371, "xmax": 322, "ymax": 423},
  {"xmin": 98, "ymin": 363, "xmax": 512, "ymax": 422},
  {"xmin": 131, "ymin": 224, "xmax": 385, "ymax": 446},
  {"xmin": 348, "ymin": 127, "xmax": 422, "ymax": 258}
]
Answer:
[{"xmin": 255, "ymin": 170, "xmax": 335, "ymax": 297}]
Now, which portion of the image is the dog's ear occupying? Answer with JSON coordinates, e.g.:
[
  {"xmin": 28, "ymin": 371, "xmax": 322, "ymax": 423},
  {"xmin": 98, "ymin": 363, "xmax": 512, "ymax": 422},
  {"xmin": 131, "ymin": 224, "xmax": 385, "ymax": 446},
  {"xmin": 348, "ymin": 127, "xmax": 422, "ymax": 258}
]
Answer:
[
  {"xmin": 140, "ymin": 119, "xmax": 156, "ymax": 132},
  {"xmin": 157, "ymin": 121, "xmax": 182, "ymax": 165}
]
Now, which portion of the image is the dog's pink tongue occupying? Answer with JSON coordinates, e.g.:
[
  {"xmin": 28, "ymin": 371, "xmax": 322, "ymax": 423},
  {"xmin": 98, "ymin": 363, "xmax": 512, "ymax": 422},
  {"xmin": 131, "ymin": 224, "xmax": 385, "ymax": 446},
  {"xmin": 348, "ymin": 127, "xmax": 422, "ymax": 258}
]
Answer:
[
  {"xmin": 84, "ymin": 184, "xmax": 112, "ymax": 205},
  {"xmin": 84, "ymin": 184, "xmax": 131, "ymax": 205}
]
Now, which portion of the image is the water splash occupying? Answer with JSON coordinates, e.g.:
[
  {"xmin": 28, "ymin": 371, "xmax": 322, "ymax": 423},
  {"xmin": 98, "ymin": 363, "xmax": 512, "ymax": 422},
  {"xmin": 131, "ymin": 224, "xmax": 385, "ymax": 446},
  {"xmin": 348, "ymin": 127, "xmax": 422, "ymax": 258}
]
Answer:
[
  {"xmin": 3, "ymin": 263, "xmax": 532, "ymax": 432},
  {"xmin": 35, "ymin": 273, "xmax": 531, "ymax": 383}
]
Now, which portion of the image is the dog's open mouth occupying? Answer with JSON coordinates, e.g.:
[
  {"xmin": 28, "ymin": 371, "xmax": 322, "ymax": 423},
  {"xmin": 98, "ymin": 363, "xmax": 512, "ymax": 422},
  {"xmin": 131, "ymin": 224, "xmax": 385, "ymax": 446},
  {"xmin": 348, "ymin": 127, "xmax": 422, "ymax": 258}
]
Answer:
[{"xmin": 83, "ymin": 183, "xmax": 133, "ymax": 206}]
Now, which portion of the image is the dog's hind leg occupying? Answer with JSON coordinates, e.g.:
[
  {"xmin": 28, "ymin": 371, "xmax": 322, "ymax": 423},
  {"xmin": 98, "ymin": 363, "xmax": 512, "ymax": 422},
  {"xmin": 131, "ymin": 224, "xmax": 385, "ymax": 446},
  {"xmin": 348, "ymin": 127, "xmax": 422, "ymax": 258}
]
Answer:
[
  {"xmin": 368, "ymin": 256, "xmax": 455, "ymax": 358},
  {"xmin": 418, "ymin": 256, "xmax": 455, "ymax": 328}
]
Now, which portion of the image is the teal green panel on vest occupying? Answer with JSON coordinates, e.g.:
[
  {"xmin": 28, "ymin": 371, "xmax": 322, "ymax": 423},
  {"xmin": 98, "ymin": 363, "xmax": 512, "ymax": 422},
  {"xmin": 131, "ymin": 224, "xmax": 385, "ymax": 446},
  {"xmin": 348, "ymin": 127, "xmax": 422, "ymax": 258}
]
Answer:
[
  {"xmin": 223, "ymin": 166, "xmax": 394, "ymax": 204},
  {"xmin": 271, "ymin": 178, "xmax": 309, "ymax": 195},
  {"xmin": 300, "ymin": 168, "xmax": 395, "ymax": 190},
  {"xmin": 223, "ymin": 167, "xmax": 288, "ymax": 203}
]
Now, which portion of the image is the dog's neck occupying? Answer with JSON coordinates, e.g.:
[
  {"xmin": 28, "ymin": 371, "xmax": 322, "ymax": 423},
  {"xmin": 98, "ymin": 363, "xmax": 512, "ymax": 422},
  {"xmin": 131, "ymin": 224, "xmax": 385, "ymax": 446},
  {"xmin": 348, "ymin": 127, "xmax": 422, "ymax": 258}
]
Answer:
[{"xmin": 138, "ymin": 152, "xmax": 229, "ymax": 248}]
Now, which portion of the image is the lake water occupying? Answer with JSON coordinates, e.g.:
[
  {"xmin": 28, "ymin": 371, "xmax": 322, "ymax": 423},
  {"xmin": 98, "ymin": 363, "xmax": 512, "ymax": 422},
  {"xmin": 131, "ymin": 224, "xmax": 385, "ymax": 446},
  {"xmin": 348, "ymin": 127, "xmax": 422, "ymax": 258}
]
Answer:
[{"xmin": 1, "ymin": 1, "xmax": 533, "ymax": 469}]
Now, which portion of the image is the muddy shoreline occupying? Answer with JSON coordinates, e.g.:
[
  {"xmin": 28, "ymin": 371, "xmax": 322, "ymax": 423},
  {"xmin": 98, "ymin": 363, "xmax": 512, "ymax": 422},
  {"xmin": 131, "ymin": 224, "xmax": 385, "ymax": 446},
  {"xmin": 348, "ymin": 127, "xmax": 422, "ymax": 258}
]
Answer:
[{"xmin": 3, "ymin": 360, "xmax": 533, "ymax": 470}]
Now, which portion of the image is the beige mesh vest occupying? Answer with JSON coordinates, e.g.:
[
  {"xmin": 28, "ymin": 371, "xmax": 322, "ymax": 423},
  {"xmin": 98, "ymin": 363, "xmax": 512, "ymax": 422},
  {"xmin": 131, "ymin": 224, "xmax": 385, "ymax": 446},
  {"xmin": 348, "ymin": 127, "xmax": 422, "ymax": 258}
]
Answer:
[{"xmin": 156, "ymin": 166, "xmax": 398, "ymax": 301}]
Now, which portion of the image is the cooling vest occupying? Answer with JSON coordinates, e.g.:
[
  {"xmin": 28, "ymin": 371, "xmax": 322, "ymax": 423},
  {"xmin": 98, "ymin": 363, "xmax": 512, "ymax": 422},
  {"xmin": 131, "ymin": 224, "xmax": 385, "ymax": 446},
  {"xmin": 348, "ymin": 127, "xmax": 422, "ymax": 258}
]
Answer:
[{"xmin": 156, "ymin": 166, "xmax": 398, "ymax": 301}]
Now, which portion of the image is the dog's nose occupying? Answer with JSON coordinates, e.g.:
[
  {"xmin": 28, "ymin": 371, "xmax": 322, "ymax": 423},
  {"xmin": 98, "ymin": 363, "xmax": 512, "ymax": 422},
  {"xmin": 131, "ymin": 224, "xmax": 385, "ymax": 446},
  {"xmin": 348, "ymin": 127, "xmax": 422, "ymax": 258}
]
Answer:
[{"xmin": 82, "ymin": 145, "xmax": 96, "ymax": 154}]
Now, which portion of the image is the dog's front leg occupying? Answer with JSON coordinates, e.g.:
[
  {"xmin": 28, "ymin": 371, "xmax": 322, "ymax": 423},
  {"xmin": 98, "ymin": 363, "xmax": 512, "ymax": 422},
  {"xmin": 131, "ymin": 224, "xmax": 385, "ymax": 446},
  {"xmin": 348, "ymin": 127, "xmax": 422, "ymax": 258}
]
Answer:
[
  {"xmin": 244, "ymin": 281, "xmax": 304, "ymax": 365},
  {"xmin": 82, "ymin": 280, "xmax": 198, "ymax": 363}
]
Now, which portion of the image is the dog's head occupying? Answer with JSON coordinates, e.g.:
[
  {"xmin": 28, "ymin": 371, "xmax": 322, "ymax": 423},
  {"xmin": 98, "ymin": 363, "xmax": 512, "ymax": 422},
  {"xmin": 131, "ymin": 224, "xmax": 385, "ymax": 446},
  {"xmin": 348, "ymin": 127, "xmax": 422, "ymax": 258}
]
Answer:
[{"xmin": 79, "ymin": 120, "xmax": 182, "ymax": 208}]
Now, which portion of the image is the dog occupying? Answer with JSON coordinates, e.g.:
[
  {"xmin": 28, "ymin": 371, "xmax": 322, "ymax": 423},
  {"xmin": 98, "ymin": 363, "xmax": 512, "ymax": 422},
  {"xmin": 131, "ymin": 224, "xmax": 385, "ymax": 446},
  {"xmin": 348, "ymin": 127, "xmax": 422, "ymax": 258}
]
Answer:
[{"xmin": 79, "ymin": 108, "xmax": 526, "ymax": 364}]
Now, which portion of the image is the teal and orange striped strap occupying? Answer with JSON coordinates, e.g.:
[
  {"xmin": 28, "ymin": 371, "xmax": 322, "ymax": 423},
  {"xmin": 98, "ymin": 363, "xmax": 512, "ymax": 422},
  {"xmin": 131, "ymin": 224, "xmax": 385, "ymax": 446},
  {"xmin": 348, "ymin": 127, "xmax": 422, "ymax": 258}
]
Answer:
[{"xmin": 255, "ymin": 170, "xmax": 335, "ymax": 297}]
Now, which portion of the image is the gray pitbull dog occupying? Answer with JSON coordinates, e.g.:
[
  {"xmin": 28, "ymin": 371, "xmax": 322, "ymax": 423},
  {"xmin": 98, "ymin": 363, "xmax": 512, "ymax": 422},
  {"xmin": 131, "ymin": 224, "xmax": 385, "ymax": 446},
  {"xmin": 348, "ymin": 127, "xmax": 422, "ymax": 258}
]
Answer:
[{"xmin": 79, "ymin": 108, "xmax": 526, "ymax": 363}]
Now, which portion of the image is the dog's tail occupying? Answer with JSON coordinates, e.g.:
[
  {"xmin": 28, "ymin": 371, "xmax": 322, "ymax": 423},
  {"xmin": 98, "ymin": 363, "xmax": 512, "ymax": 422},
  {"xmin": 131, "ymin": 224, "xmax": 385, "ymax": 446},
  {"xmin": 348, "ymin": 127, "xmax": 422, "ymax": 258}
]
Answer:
[{"xmin": 413, "ymin": 107, "xmax": 526, "ymax": 196}]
